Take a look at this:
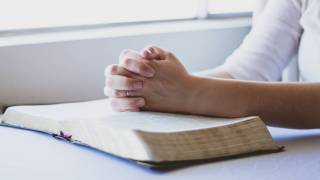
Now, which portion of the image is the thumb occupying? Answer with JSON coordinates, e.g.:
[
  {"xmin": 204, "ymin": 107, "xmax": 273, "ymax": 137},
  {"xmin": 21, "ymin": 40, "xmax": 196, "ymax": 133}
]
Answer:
[{"xmin": 141, "ymin": 45, "xmax": 168, "ymax": 60}]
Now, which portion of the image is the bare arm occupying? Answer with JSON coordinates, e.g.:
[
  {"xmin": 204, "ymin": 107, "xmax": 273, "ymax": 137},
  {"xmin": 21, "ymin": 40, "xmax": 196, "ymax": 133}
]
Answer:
[
  {"xmin": 188, "ymin": 77, "xmax": 320, "ymax": 129},
  {"xmin": 172, "ymin": 61, "xmax": 319, "ymax": 129},
  {"xmin": 105, "ymin": 46, "xmax": 320, "ymax": 129},
  {"xmin": 193, "ymin": 67, "xmax": 234, "ymax": 79}
]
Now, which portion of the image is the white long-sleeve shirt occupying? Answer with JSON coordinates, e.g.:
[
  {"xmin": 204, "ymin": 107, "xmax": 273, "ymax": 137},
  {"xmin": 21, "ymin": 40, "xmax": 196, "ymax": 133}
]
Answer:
[{"xmin": 221, "ymin": 0, "xmax": 320, "ymax": 82}]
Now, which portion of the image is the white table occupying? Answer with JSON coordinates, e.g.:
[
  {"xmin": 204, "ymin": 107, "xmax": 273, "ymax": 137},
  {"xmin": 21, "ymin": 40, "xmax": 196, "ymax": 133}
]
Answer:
[{"xmin": 0, "ymin": 125, "xmax": 319, "ymax": 180}]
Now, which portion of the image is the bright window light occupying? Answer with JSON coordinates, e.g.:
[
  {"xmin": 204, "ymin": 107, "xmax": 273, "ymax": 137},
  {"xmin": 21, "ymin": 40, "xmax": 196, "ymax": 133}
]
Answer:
[
  {"xmin": 0, "ymin": 0, "xmax": 198, "ymax": 31},
  {"xmin": 0, "ymin": 0, "xmax": 254, "ymax": 32},
  {"xmin": 208, "ymin": 0, "xmax": 255, "ymax": 14}
]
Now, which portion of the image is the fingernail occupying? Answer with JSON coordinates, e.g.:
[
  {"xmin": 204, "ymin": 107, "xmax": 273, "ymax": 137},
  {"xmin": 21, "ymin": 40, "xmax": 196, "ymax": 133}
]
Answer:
[
  {"xmin": 144, "ymin": 49, "xmax": 152, "ymax": 58},
  {"xmin": 146, "ymin": 49, "xmax": 153, "ymax": 55},
  {"xmin": 134, "ymin": 81, "xmax": 143, "ymax": 89},
  {"xmin": 149, "ymin": 47, "xmax": 155, "ymax": 53},
  {"xmin": 136, "ymin": 99, "xmax": 145, "ymax": 107}
]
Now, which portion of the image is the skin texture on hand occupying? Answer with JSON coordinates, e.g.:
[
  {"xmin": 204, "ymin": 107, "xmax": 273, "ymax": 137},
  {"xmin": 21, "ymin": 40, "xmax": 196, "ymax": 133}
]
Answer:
[
  {"xmin": 104, "ymin": 46, "xmax": 195, "ymax": 113},
  {"xmin": 104, "ymin": 46, "xmax": 161, "ymax": 112},
  {"xmin": 105, "ymin": 45, "xmax": 320, "ymax": 129},
  {"xmin": 135, "ymin": 50, "xmax": 195, "ymax": 113}
]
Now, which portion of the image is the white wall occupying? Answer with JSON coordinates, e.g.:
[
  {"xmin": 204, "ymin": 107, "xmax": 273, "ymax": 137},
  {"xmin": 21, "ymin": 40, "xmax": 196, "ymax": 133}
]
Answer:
[{"xmin": 0, "ymin": 24, "xmax": 250, "ymax": 109}]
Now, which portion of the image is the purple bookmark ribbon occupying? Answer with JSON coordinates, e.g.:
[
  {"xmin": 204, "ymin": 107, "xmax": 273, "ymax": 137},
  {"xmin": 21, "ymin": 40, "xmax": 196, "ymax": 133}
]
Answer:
[{"xmin": 52, "ymin": 131, "xmax": 72, "ymax": 141}]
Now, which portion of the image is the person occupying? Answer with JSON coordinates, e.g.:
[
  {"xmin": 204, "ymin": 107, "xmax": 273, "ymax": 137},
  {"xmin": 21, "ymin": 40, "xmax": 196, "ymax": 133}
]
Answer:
[{"xmin": 104, "ymin": 0, "xmax": 320, "ymax": 129}]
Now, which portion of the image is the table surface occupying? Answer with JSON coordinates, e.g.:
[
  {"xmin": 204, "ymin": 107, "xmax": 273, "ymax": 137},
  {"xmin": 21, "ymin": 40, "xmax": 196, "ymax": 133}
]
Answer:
[{"xmin": 0, "ymin": 125, "xmax": 319, "ymax": 180}]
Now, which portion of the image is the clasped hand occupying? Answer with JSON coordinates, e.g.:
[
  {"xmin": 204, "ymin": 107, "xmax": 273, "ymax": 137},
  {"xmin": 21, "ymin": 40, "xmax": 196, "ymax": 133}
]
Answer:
[{"xmin": 104, "ymin": 45, "xmax": 196, "ymax": 113}]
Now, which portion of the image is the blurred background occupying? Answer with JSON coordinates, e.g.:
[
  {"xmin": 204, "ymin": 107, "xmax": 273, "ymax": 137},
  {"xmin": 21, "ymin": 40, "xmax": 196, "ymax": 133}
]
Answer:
[
  {"xmin": 0, "ymin": 0, "xmax": 254, "ymax": 31},
  {"xmin": 0, "ymin": 0, "xmax": 257, "ymax": 109}
]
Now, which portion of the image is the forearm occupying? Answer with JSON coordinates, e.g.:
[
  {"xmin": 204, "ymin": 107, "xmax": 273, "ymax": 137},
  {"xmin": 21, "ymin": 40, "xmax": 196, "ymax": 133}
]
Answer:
[
  {"xmin": 194, "ymin": 66, "xmax": 234, "ymax": 79},
  {"xmin": 188, "ymin": 76, "xmax": 320, "ymax": 129}
]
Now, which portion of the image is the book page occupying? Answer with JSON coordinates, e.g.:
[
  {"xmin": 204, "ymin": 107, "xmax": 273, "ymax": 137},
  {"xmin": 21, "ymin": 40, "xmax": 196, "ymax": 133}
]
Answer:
[
  {"xmin": 3, "ymin": 99, "xmax": 113, "ymax": 122},
  {"xmin": 4, "ymin": 99, "xmax": 255, "ymax": 133},
  {"xmin": 92, "ymin": 112, "xmax": 254, "ymax": 132}
]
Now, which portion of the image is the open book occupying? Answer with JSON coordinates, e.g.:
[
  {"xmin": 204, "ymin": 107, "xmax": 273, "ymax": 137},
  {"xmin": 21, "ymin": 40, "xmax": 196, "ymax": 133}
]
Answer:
[{"xmin": 0, "ymin": 99, "xmax": 281, "ymax": 168}]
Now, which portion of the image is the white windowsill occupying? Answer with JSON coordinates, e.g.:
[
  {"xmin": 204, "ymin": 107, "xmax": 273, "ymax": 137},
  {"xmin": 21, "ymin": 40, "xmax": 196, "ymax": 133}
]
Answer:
[{"xmin": 0, "ymin": 17, "xmax": 251, "ymax": 47}]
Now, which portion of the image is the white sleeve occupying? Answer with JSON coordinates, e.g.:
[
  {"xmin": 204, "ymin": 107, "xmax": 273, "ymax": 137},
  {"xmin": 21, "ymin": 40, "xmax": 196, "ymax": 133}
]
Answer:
[{"xmin": 220, "ymin": 0, "xmax": 303, "ymax": 81}]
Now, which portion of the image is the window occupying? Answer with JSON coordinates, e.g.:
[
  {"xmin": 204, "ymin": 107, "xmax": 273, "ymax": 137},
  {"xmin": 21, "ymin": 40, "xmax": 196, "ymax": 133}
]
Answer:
[
  {"xmin": 0, "ymin": 0, "xmax": 198, "ymax": 31},
  {"xmin": 0, "ymin": 0, "xmax": 254, "ymax": 32},
  {"xmin": 208, "ymin": 0, "xmax": 255, "ymax": 14}
]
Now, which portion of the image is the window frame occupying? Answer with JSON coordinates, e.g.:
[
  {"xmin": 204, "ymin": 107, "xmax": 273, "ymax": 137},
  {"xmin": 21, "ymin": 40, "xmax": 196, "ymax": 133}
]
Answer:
[{"xmin": 0, "ymin": 0, "xmax": 253, "ymax": 37}]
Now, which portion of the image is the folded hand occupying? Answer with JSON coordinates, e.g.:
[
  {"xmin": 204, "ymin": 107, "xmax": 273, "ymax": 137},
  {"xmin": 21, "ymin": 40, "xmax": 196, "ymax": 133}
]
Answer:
[{"xmin": 104, "ymin": 45, "xmax": 195, "ymax": 113}]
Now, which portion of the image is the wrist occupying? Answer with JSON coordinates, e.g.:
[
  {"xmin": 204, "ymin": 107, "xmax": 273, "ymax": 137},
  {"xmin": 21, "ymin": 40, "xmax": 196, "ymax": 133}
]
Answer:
[
  {"xmin": 183, "ymin": 75, "xmax": 207, "ymax": 115},
  {"xmin": 183, "ymin": 75, "xmax": 250, "ymax": 117}
]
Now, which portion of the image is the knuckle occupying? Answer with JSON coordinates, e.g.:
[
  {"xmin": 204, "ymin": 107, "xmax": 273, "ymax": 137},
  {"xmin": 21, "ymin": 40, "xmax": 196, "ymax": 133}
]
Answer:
[
  {"xmin": 109, "ymin": 64, "xmax": 118, "ymax": 74},
  {"xmin": 119, "ymin": 49, "xmax": 134, "ymax": 63},
  {"xmin": 122, "ymin": 58, "xmax": 133, "ymax": 67},
  {"xmin": 123, "ymin": 59, "xmax": 150, "ymax": 75},
  {"xmin": 105, "ymin": 64, "xmax": 117, "ymax": 75}
]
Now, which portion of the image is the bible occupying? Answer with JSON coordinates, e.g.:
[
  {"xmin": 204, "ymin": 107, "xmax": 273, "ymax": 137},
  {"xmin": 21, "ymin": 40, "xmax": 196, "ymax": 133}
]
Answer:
[{"xmin": 0, "ymin": 99, "xmax": 282, "ymax": 168}]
